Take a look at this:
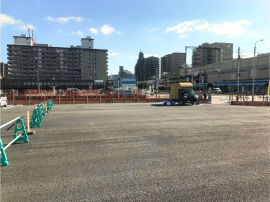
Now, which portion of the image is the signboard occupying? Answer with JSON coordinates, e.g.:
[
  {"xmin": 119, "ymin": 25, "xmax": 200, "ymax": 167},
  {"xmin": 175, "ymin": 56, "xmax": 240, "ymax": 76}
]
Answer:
[
  {"xmin": 162, "ymin": 72, "xmax": 168, "ymax": 75},
  {"xmin": 126, "ymin": 86, "xmax": 128, "ymax": 90},
  {"xmin": 95, "ymin": 80, "xmax": 103, "ymax": 83},
  {"xmin": 135, "ymin": 87, "xmax": 137, "ymax": 90},
  {"xmin": 186, "ymin": 77, "xmax": 189, "ymax": 82},
  {"xmin": 251, "ymin": 69, "xmax": 257, "ymax": 77},
  {"xmin": 194, "ymin": 72, "xmax": 198, "ymax": 76},
  {"xmin": 231, "ymin": 74, "xmax": 235, "ymax": 80}
]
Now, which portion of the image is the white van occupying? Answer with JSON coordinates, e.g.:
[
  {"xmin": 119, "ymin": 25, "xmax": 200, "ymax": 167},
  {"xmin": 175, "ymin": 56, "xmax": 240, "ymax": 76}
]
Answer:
[
  {"xmin": 213, "ymin": 88, "xmax": 222, "ymax": 94},
  {"xmin": 0, "ymin": 93, "xmax": 7, "ymax": 107}
]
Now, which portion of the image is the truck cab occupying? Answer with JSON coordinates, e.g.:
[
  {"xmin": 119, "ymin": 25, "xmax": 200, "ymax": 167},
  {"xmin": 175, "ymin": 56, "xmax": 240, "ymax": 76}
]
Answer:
[{"xmin": 170, "ymin": 82, "xmax": 197, "ymax": 105}]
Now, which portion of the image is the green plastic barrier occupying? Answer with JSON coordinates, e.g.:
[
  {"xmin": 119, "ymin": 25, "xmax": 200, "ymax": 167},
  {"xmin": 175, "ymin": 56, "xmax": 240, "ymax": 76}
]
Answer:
[
  {"xmin": 37, "ymin": 105, "xmax": 43, "ymax": 122},
  {"xmin": 1, "ymin": 117, "xmax": 29, "ymax": 166},
  {"xmin": 13, "ymin": 118, "xmax": 29, "ymax": 143},
  {"xmin": 39, "ymin": 103, "xmax": 46, "ymax": 116},
  {"xmin": 0, "ymin": 139, "xmax": 8, "ymax": 166},
  {"xmin": 46, "ymin": 100, "xmax": 51, "ymax": 111},
  {"xmin": 30, "ymin": 108, "xmax": 41, "ymax": 128}
]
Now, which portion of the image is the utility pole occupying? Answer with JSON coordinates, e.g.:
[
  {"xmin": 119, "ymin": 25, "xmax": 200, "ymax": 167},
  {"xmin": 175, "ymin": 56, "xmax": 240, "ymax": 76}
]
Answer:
[
  {"xmin": 237, "ymin": 47, "xmax": 240, "ymax": 100},
  {"xmin": 252, "ymin": 39, "xmax": 263, "ymax": 101}
]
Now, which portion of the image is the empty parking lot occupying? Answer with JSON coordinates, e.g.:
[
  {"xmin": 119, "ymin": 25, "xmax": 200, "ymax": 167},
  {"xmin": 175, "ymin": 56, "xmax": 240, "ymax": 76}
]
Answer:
[{"xmin": 1, "ymin": 103, "xmax": 270, "ymax": 201}]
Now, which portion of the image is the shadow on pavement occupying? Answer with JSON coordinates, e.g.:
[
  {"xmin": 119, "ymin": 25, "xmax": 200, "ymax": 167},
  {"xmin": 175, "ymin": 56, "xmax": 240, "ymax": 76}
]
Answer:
[{"xmin": 151, "ymin": 104, "xmax": 193, "ymax": 107}]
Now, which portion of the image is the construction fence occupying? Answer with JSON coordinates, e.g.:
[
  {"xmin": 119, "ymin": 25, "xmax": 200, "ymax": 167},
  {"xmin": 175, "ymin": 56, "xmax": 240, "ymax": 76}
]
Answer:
[{"xmin": 5, "ymin": 90, "xmax": 171, "ymax": 105}]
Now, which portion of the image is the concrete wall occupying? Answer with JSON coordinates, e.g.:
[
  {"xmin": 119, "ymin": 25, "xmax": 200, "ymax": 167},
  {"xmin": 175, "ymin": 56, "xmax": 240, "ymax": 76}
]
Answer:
[
  {"xmin": 208, "ymin": 69, "xmax": 270, "ymax": 83},
  {"xmin": 82, "ymin": 50, "xmax": 93, "ymax": 80},
  {"xmin": 81, "ymin": 38, "xmax": 94, "ymax": 49},
  {"xmin": 14, "ymin": 36, "xmax": 32, "ymax": 46},
  {"xmin": 96, "ymin": 50, "xmax": 108, "ymax": 81}
]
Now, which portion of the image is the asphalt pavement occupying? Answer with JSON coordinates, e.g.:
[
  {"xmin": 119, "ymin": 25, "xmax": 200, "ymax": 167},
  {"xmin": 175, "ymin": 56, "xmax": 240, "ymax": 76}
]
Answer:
[{"xmin": 1, "ymin": 103, "xmax": 269, "ymax": 201}]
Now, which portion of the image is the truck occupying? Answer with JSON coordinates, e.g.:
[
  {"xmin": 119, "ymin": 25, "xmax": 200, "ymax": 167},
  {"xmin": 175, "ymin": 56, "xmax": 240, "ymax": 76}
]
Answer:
[{"xmin": 169, "ymin": 82, "xmax": 197, "ymax": 105}]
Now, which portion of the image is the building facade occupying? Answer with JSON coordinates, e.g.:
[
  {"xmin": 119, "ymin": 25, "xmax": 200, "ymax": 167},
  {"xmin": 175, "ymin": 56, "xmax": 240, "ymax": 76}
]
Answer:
[
  {"xmin": 161, "ymin": 52, "xmax": 186, "ymax": 78},
  {"xmin": 1, "ymin": 35, "xmax": 108, "ymax": 90},
  {"xmin": 0, "ymin": 62, "xmax": 8, "ymax": 79},
  {"xmin": 192, "ymin": 42, "xmax": 233, "ymax": 67},
  {"xmin": 122, "ymin": 77, "xmax": 136, "ymax": 90},
  {"xmin": 181, "ymin": 54, "xmax": 269, "ymax": 92},
  {"xmin": 134, "ymin": 52, "xmax": 159, "ymax": 82}
]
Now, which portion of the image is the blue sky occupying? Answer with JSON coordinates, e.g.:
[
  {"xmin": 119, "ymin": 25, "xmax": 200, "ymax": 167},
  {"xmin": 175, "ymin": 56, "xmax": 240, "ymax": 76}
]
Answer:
[{"xmin": 1, "ymin": 0, "xmax": 270, "ymax": 75}]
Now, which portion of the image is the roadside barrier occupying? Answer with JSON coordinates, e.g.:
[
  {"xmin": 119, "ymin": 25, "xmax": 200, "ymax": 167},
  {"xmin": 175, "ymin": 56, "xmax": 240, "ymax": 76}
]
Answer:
[
  {"xmin": 0, "ymin": 101, "xmax": 53, "ymax": 166},
  {"xmin": 30, "ymin": 107, "xmax": 42, "ymax": 128},
  {"xmin": 0, "ymin": 117, "xmax": 29, "ymax": 166}
]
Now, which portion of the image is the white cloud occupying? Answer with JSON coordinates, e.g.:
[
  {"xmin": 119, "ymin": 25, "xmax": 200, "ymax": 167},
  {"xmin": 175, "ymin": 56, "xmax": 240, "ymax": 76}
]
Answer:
[
  {"xmin": 149, "ymin": 28, "xmax": 157, "ymax": 32},
  {"xmin": 89, "ymin": 28, "xmax": 98, "ymax": 35},
  {"xmin": 71, "ymin": 30, "xmax": 84, "ymax": 37},
  {"xmin": 179, "ymin": 35, "xmax": 186, "ymax": 38},
  {"xmin": 110, "ymin": 53, "xmax": 119, "ymax": 56},
  {"xmin": 117, "ymin": 31, "xmax": 122, "ymax": 35},
  {"xmin": 0, "ymin": 14, "xmax": 20, "ymax": 27},
  {"xmin": 166, "ymin": 20, "xmax": 197, "ymax": 34},
  {"xmin": 100, "ymin": 24, "xmax": 115, "ymax": 35},
  {"xmin": 18, "ymin": 24, "xmax": 35, "ymax": 30},
  {"xmin": 207, "ymin": 20, "xmax": 251, "ymax": 38},
  {"xmin": 248, "ymin": 34, "xmax": 254, "ymax": 37},
  {"xmin": 194, "ymin": 23, "xmax": 210, "ymax": 30},
  {"xmin": 166, "ymin": 19, "xmax": 251, "ymax": 38},
  {"xmin": 46, "ymin": 16, "xmax": 83, "ymax": 23},
  {"xmin": 144, "ymin": 54, "xmax": 158, "ymax": 58},
  {"xmin": 0, "ymin": 14, "xmax": 36, "ymax": 30}
]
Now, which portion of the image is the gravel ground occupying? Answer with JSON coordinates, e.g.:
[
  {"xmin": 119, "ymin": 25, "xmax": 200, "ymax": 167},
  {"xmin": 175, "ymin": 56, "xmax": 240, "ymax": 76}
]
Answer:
[{"xmin": 1, "ymin": 103, "xmax": 270, "ymax": 201}]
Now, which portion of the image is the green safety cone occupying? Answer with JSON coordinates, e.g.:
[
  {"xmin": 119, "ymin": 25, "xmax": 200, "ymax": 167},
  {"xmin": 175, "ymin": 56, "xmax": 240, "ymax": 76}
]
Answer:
[{"xmin": 13, "ymin": 118, "xmax": 29, "ymax": 144}]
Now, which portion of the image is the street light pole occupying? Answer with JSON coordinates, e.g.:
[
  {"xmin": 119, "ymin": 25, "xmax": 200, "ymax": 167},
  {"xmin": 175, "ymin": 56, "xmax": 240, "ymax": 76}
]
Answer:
[{"xmin": 252, "ymin": 39, "xmax": 263, "ymax": 101}]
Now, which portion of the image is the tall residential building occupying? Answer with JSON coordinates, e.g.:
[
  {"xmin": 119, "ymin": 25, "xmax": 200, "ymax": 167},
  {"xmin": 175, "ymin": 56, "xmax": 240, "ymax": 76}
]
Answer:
[
  {"xmin": 3, "ymin": 34, "xmax": 108, "ymax": 89},
  {"xmin": 161, "ymin": 52, "xmax": 186, "ymax": 77},
  {"xmin": 134, "ymin": 52, "xmax": 159, "ymax": 82},
  {"xmin": 192, "ymin": 42, "xmax": 233, "ymax": 67},
  {"xmin": 0, "ymin": 62, "xmax": 9, "ymax": 79}
]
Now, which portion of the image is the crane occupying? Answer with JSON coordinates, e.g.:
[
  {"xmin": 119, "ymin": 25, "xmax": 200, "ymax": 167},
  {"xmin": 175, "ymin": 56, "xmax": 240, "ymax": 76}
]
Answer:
[
  {"xmin": 25, "ymin": 24, "xmax": 30, "ymax": 37},
  {"xmin": 32, "ymin": 30, "xmax": 36, "ymax": 44},
  {"xmin": 25, "ymin": 24, "xmax": 36, "ymax": 44}
]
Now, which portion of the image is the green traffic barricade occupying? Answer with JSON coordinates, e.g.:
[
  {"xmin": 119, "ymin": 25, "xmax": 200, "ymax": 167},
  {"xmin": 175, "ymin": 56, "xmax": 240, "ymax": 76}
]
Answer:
[
  {"xmin": 30, "ymin": 108, "xmax": 41, "ymax": 128},
  {"xmin": 39, "ymin": 103, "xmax": 46, "ymax": 116},
  {"xmin": 46, "ymin": 100, "xmax": 52, "ymax": 111},
  {"xmin": 37, "ymin": 105, "xmax": 44, "ymax": 122},
  {"xmin": 0, "ymin": 117, "xmax": 29, "ymax": 166}
]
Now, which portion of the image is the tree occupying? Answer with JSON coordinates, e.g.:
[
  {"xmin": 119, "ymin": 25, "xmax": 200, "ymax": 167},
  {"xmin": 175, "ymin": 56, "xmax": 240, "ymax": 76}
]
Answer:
[{"xmin": 207, "ymin": 83, "xmax": 213, "ymax": 90}]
